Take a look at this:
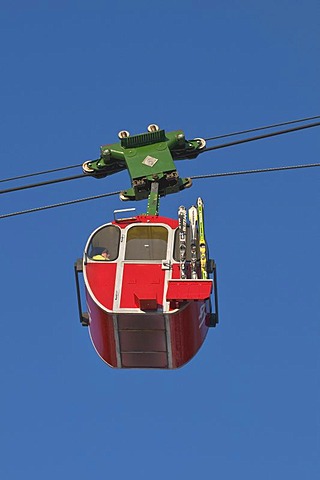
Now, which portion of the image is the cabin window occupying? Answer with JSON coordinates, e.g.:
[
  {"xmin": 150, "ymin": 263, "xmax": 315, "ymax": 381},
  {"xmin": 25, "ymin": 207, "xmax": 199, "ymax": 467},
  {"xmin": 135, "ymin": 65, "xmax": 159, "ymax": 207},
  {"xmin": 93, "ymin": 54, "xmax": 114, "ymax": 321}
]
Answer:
[
  {"xmin": 88, "ymin": 225, "xmax": 120, "ymax": 261},
  {"xmin": 173, "ymin": 227, "xmax": 200, "ymax": 261},
  {"xmin": 125, "ymin": 226, "xmax": 168, "ymax": 260}
]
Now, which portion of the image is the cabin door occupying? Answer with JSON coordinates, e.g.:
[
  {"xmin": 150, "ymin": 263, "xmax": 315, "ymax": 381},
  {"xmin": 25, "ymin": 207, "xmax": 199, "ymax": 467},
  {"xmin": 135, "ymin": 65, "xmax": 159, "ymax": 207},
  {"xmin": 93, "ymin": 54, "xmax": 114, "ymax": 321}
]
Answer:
[{"xmin": 116, "ymin": 225, "xmax": 171, "ymax": 311}]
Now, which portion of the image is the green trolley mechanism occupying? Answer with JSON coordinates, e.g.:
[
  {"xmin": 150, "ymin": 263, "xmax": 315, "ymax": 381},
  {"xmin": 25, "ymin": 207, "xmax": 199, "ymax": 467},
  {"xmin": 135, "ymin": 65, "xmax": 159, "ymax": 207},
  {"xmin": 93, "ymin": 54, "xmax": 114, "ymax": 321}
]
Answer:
[{"xmin": 82, "ymin": 123, "xmax": 206, "ymax": 215}]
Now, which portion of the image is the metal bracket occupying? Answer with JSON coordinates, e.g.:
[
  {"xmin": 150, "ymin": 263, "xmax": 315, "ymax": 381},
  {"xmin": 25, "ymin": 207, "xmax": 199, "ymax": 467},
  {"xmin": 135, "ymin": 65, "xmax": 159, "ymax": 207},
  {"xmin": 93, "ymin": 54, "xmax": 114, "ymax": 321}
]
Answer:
[
  {"xmin": 161, "ymin": 260, "xmax": 172, "ymax": 270},
  {"xmin": 209, "ymin": 261, "xmax": 219, "ymax": 327},
  {"xmin": 74, "ymin": 259, "xmax": 89, "ymax": 327},
  {"xmin": 113, "ymin": 208, "xmax": 136, "ymax": 222}
]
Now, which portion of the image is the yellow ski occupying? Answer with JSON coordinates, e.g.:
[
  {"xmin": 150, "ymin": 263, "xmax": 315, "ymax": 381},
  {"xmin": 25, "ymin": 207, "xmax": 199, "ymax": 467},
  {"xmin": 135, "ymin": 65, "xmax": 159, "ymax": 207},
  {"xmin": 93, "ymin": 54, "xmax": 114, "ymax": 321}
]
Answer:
[{"xmin": 197, "ymin": 197, "xmax": 207, "ymax": 279}]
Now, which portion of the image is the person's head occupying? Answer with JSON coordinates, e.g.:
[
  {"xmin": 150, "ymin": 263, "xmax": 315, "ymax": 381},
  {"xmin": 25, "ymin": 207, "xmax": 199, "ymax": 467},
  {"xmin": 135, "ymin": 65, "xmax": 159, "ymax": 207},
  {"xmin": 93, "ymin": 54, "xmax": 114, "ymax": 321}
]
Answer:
[{"xmin": 101, "ymin": 249, "xmax": 110, "ymax": 259}]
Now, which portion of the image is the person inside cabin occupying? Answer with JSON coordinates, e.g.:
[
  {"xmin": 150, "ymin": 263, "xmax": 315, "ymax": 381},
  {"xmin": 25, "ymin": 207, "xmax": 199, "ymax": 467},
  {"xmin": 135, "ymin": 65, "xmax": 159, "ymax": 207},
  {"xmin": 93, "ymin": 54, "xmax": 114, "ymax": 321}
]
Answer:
[{"xmin": 92, "ymin": 248, "xmax": 111, "ymax": 261}]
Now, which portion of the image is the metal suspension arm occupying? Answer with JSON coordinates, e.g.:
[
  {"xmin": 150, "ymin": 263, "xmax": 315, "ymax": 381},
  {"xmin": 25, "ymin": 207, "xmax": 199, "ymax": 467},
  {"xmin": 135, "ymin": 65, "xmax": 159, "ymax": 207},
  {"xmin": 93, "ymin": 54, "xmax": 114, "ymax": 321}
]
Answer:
[{"xmin": 147, "ymin": 182, "xmax": 160, "ymax": 216}]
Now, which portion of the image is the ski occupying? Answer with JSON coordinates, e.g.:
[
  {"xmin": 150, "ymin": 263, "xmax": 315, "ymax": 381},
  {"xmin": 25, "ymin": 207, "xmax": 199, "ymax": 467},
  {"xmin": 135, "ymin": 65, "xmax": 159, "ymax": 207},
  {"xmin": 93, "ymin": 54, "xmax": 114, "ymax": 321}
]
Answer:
[
  {"xmin": 178, "ymin": 205, "xmax": 187, "ymax": 279},
  {"xmin": 197, "ymin": 197, "xmax": 208, "ymax": 279},
  {"xmin": 188, "ymin": 205, "xmax": 198, "ymax": 279}
]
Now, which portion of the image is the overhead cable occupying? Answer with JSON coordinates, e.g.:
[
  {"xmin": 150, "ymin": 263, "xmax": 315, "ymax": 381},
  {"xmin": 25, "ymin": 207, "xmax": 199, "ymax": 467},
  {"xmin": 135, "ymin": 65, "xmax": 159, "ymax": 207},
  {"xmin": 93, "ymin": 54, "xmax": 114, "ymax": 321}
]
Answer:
[
  {"xmin": 1, "ymin": 162, "xmax": 319, "ymax": 220},
  {"xmin": 0, "ymin": 173, "xmax": 88, "ymax": 195},
  {"xmin": 0, "ymin": 190, "xmax": 120, "ymax": 219},
  {"xmin": 193, "ymin": 121, "xmax": 320, "ymax": 157},
  {"xmin": 204, "ymin": 115, "xmax": 320, "ymax": 141},
  {"xmin": 1, "ymin": 116, "xmax": 319, "ymax": 190},
  {"xmin": 0, "ymin": 163, "xmax": 83, "ymax": 184},
  {"xmin": 190, "ymin": 162, "xmax": 320, "ymax": 180}
]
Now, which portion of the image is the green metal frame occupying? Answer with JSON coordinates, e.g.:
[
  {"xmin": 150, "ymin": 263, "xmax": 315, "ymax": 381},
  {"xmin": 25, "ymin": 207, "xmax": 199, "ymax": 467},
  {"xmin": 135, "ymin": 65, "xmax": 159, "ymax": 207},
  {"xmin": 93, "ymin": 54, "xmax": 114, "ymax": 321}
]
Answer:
[{"xmin": 83, "ymin": 127, "xmax": 204, "ymax": 213}]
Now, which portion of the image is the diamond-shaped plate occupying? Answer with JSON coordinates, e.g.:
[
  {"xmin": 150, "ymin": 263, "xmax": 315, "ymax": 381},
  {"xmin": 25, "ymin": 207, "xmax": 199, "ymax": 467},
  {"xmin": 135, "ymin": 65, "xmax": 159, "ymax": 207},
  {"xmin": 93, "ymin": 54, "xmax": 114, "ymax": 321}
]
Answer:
[{"xmin": 142, "ymin": 155, "xmax": 159, "ymax": 167}]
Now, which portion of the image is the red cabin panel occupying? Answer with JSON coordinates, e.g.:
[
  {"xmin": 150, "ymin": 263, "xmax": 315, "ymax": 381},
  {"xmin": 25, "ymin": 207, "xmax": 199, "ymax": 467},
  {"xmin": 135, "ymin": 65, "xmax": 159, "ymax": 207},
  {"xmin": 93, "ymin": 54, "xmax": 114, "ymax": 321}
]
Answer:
[
  {"xmin": 85, "ymin": 262, "xmax": 117, "ymax": 310},
  {"xmin": 120, "ymin": 264, "xmax": 165, "ymax": 309},
  {"xmin": 169, "ymin": 301, "xmax": 210, "ymax": 369},
  {"xmin": 166, "ymin": 279, "xmax": 213, "ymax": 301},
  {"xmin": 86, "ymin": 293, "xmax": 118, "ymax": 367}
]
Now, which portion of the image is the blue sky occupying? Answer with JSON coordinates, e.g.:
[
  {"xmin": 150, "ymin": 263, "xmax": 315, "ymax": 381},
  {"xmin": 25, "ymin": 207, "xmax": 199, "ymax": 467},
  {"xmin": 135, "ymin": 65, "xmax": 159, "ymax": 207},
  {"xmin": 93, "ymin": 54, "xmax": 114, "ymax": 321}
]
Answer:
[{"xmin": 0, "ymin": 2, "xmax": 319, "ymax": 479}]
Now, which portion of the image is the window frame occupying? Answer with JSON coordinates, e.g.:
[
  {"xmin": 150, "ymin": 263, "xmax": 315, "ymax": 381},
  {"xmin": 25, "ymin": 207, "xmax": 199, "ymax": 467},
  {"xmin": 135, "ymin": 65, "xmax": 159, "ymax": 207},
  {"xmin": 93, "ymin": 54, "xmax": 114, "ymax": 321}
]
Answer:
[
  {"xmin": 124, "ymin": 224, "xmax": 170, "ymax": 262},
  {"xmin": 85, "ymin": 224, "xmax": 121, "ymax": 262}
]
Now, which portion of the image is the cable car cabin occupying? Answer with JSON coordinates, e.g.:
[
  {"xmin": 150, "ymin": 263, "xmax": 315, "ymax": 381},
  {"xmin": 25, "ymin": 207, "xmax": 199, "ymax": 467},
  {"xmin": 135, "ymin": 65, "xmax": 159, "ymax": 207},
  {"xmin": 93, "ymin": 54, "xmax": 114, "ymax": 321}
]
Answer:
[{"xmin": 75, "ymin": 211, "xmax": 218, "ymax": 369}]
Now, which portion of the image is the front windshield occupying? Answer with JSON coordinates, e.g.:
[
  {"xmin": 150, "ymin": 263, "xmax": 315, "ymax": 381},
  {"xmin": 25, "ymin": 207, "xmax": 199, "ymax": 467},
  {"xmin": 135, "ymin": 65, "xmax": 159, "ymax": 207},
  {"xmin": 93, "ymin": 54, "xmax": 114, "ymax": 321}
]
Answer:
[{"xmin": 125, "ymin": 226, "xmax": 168, "ymax": 260}]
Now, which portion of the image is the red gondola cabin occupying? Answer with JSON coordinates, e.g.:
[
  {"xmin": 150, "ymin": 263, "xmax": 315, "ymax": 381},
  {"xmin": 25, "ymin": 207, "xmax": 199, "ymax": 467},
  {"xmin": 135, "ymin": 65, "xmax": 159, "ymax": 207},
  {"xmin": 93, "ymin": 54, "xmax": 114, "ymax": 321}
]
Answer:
[{"xmin": 75, "ymin": 210, "xmax": 218, "ymax": 369}]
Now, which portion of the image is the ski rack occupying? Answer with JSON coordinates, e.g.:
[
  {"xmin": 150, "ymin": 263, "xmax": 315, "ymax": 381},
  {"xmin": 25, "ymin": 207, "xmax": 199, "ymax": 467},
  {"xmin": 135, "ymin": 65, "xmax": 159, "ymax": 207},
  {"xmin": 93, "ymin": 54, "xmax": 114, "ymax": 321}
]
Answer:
[{"xmin": 177, "ymin": 198, "xmax": 219, "ymax": 327}]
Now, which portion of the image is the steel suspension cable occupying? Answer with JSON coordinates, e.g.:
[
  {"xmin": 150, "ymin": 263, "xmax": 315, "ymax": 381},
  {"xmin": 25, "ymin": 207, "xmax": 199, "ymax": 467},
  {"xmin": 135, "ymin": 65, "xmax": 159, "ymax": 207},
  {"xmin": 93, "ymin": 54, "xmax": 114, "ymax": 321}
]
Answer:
[
  {"xmin": 190, "ymin": 162, "xmax": 320, "ymax": 180},
  {"xmin": 1, "ymin": 119, "xmax": 319, "ymax": 196},
  {"xmin": 0, "ymin": 173, "xmax": 89, "ymax": 195},
  {"xmin": 204, "ymin": 115, "xmax": 320, "ymax": 141},
  {"xmin": 0, "ymin": 163, "xmax": 83, "ymax": 184},
  {"xmin": 190, "ymin": 121, "xmax": 320, "ymax": 157},
  {"xmin": 1, "ymin": 162, "xmax": 319, "ymax": 220},
  {"xmin": 1, "ymin": 117, "xmax": 319, "ymax": 190},
  {"xmin": 0, "ymin": 190, "xmax": 121, "ymax": 219}
]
